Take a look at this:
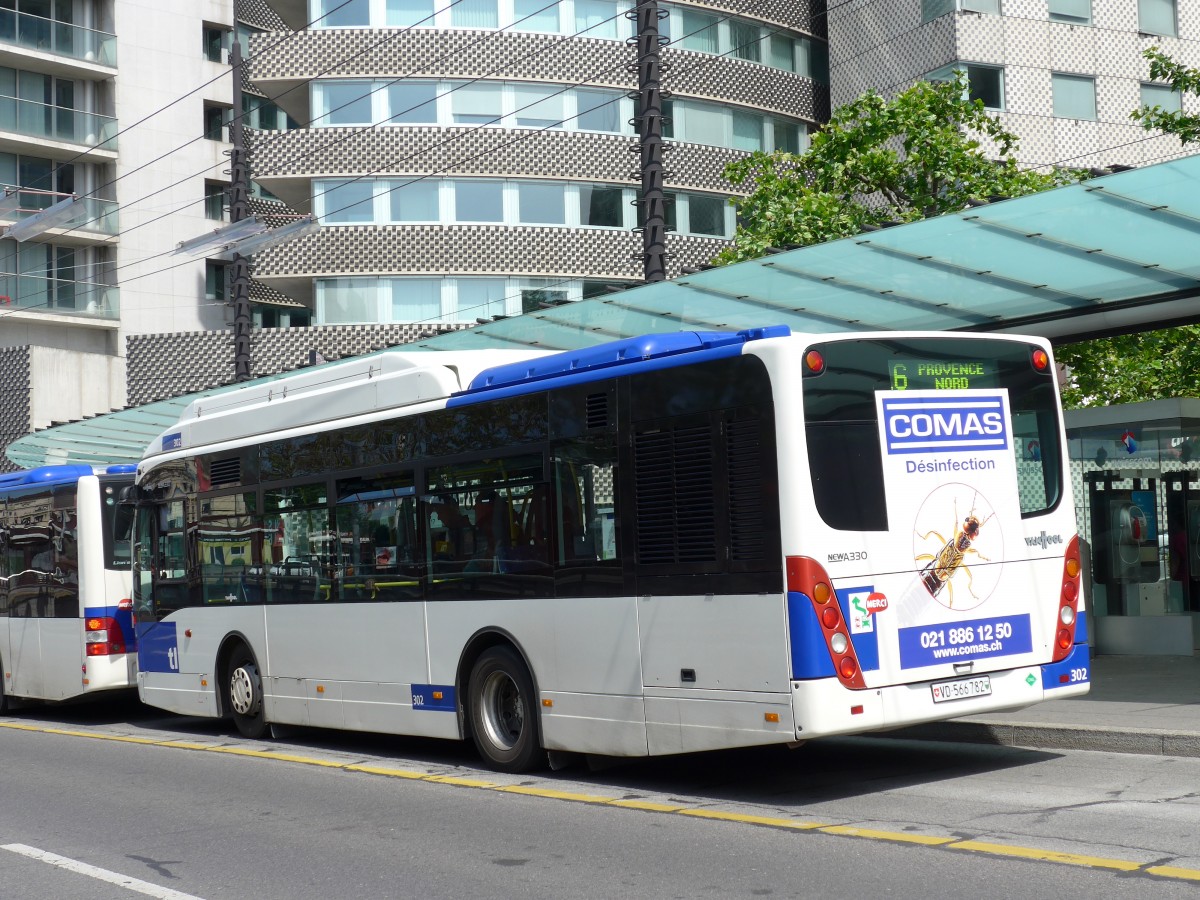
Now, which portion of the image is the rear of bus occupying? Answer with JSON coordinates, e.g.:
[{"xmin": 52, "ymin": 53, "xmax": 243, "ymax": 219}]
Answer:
[
  {"xmin": 0, "ymin": 465, "xmax": 135, "ymax": 704},
  {"xmin": 80, "ymin": 467, "xmax": 138, "ymax": 694},
  {"xmin": 773, "ymin": 332, "xmax": 1088, "ymax": 738}
]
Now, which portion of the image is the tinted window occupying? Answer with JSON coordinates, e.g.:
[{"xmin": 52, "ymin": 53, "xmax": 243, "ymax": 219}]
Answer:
[{"xmin": 803, "ymin": 337, "xmax": 1063, "ymax": 531}]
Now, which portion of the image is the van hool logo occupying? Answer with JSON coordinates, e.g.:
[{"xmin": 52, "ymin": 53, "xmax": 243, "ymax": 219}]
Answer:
[
  {"xmin": 1024, "ymin": 531, "xmax": 1064, "ymax": 549},
  {"xmin": 882, "ymin": 396, "xmax": 1009, "ymax": 455}
]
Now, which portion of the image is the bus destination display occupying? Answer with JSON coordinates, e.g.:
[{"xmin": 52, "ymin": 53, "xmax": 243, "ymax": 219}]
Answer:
[{"xmin": 890, "ymin": 359, "xmax": 995, "ymax": 391}]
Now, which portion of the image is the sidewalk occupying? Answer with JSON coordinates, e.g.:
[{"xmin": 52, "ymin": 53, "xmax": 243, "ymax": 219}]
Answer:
[{"xmin": 891, "ymin": 653, "xmax": 1200, "ymax": 757}]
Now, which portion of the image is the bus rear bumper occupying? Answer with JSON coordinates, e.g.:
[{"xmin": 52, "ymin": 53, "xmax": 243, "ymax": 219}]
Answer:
[{"xmin": 791, "ymin": 645, "xmax": 1091, "ymax": 739}]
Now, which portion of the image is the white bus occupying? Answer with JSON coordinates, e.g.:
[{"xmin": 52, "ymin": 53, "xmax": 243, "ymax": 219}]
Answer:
[
  {"xmin": 131, "ymin": 327, "xmax": 1088, "ymax": 772},
  {"xmin": 0, "ymin": 465, "xmax": 137, "ymax": 710}
]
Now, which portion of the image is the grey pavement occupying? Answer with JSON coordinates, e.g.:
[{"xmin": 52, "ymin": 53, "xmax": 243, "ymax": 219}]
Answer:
[{"xmin": 890, "ymin": 652, "xmax": 1200, "ymax": 757}]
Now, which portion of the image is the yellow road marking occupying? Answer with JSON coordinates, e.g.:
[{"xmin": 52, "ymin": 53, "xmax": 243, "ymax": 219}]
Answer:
[
  {"xmin": 820, "ymin": 825, "xmax": 955, "ymax": 846},
  {"xmin": 948, "ymin": 840, "xmax": 1143, "ymax": 871},
  {"xmin": 5, "ymin": 719, "xmax": 1200, "ymax": 884}
]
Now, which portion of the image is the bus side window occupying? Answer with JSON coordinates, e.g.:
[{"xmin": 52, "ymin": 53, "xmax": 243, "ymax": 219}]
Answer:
[{"xmin": 554, "ymin": 442, "xmax": 618, "ymax": 565}]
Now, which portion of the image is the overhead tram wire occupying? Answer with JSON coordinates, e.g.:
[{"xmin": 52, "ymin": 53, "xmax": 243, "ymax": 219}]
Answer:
[
  {"xmin": 5, "ymin": 0, "xmax": 364, "ymax": 197},
  {"xmin": 1, "ymin": 0, "xmax": 843, "ymax": 321},
  {"xmin": 6, "ymin": 0, "xmax": 833, "ymax": 322},
  {"xmin": 11, "ymin": 0, "xmax": 823, "ymax": 245},
  {"xmin": 14, "ymin": 0, "xmax": 479, "ymax": 241},
  {"xmin": 0, "ymin": 0, "xmax": 639, "ymax": 316}
]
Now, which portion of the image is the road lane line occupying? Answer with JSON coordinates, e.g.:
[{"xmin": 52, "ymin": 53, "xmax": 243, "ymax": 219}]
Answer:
[
  {"xmin": 6, "ymin": 720, "xmax": 1200, "ymax": 885},
  {"xmin": 1, "ymin": 843, "xmax": 205, "ymax": 900}
]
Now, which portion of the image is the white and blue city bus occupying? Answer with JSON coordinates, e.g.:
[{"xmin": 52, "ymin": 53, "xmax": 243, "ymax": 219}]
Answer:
[
  {"xmin": 131, "ymin": 326, "xmax": 1088, "ymax": 772},
  {"xmin": 0, "ymin": 464, "xmax": 137, "ymax": 710}
]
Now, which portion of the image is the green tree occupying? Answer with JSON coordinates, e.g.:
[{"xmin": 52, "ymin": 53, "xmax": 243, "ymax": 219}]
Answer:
[
  {"xmin": 1056, "ymin": 328, "xmax": 1200, "ymax": 408},
  {"xmin": 1051, "ymin": 47, "xmax": 1200, "ymax": 408},
  {"xmin": 715, "ymin": 75, "xmax": 1077, "ymax": 264},
  {"xmin": 1131, "ymin": 47, "xmax": 1200, "ymax": 143}
]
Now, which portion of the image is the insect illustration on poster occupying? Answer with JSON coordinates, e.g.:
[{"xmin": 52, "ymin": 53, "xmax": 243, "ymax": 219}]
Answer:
[{"xmin": 913, "ymin": 484, "xmax": 1003, "ymax": 610}]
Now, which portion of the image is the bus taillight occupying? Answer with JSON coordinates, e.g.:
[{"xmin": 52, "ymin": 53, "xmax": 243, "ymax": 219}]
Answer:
[
  {"xmin": 1052, "ymin": 535, "xmax": 1082, "ymax": 662},
  {"xmin": 85, "ymin": 616, "xmax": 127, "ymax": 656},
  {"xmin": 786, "ymin": 556, "xmax": 867, "ymax": 689}
]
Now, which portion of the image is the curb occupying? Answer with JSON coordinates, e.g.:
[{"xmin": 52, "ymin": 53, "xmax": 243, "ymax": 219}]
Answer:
[{"xmin": 880, "ymin": 721, "xmax": 1200, "ymax": 758}]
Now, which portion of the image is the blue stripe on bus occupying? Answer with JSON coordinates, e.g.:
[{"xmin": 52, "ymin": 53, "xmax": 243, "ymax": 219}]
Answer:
[
  {"xmin": 1041, "ymin": 642, "xmax": 1090, "ymax": 691},
  {"xmin": 84, "ymin": 605, "xmax": 137, "ymax": 649},
  {"xmin": 136, "ymin": 622, "xmax": 179, "ymax": 673},
  {"xmin": 452, "ymin": 326, "xmax": 790, "ymax": 405},
  {"xmin": 786, "ymin": 591, "xmax": 835, "ymax": 679},
  {"xmin": 1074, "ymin": 609, "xmax": 1089, "ymax": 645},
  {"xmin": 411, "ymin": 684, "xmax": 456, "ymax": 712}
]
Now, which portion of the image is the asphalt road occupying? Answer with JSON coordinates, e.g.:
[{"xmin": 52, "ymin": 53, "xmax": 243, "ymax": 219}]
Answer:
[{"xmin": 0, "ymin": 697, "xmax": 1198, "ymax": 899}]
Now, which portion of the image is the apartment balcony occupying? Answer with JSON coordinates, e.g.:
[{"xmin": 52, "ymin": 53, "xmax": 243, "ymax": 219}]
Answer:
[
  {"xmin": 0, "ymin": 94, "xmax": 116, "ymax": 159},
  {"xmin": 0, "ymin": 272, "xmax": 118, "ymax": 321},
  {"xmin": 0, "ymin": 9, "xmax": 117, "ymax": 79}
]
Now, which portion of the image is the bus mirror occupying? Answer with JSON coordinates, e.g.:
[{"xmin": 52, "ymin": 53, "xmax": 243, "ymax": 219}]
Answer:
[{"xmin": 117, "ymin": 485, "xmax": 138, "ymax": 504}]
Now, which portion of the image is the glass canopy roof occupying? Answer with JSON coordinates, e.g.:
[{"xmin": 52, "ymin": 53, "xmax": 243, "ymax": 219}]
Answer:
[{"xmin": 10, "ymin": 154, "xmax": 1200, "ymax": 468}]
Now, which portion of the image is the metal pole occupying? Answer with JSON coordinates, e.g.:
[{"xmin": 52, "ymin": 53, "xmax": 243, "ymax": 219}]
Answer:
[
  {"xmin": 634, "ymin": 0, "xmax": 666, "ymax": 283},
  {"xmin": 229, "ymin": 39, "xmax": 253, "ymax": 381}
]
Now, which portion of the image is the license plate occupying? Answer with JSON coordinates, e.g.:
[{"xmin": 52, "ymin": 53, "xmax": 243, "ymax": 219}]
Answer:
[{"xmin": 931, "ymin": 675, "xmax": 991, "ymax": 703}]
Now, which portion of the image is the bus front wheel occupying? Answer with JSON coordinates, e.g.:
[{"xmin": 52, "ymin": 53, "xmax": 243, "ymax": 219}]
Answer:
[
  {"xmin": 227, "ymin": 650, "xmax": 267, "ymax": 740},
  {"xmin": 467, "ymin": 646, "xmax": 542, "ymax": 773}
]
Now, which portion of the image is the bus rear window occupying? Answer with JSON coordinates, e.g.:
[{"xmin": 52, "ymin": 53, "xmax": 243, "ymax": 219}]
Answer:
[{"xmin": 803, "ymin": 337, "xmax": 1063, "ymax": 531}]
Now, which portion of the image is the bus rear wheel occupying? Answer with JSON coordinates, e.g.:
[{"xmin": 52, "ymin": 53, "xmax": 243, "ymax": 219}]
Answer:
[
  {"xmin": 468, "ymin": 646, "xmax": 542, "ymax": 773},
  {"xmin": 227, "ymin": 650, "xmax": 267, "ymax": 740}
]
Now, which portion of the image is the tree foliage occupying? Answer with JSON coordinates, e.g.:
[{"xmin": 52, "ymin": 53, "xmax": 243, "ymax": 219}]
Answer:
[
  {"xmin": 1056, "ymin": 326, "xmax": 1200, "ymax": 408},
  {"xmin": 714, "ymin": 75, "xmax": 1078, "ymax": 264},
  {"xmin": 1131, "ymin": 47, "xmax": 1200, "ymax": 143}
]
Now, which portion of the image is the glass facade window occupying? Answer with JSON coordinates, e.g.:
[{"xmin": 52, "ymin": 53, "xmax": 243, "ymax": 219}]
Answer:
[
  {"xmin": 578, "ymin": 185, "xmax": 624, "ymax": 227},
  {"xmin": 320, "ymin": 179, "xmax": 374, "ymax": 224},
  {"xmin": 516, "ymin": 182, "xmax": 566, "ymax": 224},
  {"xmin": 388, "ymin": 82, "xmax": 437, "ymax": 123},
  {"xmin": 732, "ymin": 110, "xmax": 763, "ymax": 151},
  {"xmin": 391, "ymin": 277, "xmax": 441, "ymax": 320},
  {"xmin": 456, "ymin": 277, "xmax": 507, "ymax": 321},
  {"xmin": 314, "ymin": 81, "xmax": 372, "ymax": 126},
  {"xmin": 453, "ymin": 179, "xmax": 503, "ymax": 221},
  {"xmin": 686, "ymin": 195, "xmax": 727, "ymax": 237},
  {"xmin": 575, "ymin": 88, "xmax": 621, "ymax": 131},
  {"xmin": 317, "ymin": 276, "xmax": 637, "ymax": 324},
  {"xmin": 1048, "ymin": 0, "xmax": 1090, "ymax": 24},
  {"xmin": 1138, "ymin": 0, "xmax": 1177, "ymax": 37},
  {"xmin": 1052, "ymin": 72, "xmax": 1096, "ymax": 120},
  {"xmin": 514, "ymin": 0, "xmax": 560, "ymax": 31},
  {"xmin": 730, "ymin": 21, "xmax": 762, "ymax": 63},
  {"xmin": 388, "ymin": 180, "xmax": 439, "ymax": 221},
  {"xmin": 574, "ymin": 0, "xmax": 628, "ymax": 39},
  {"xmin": 927, "ymin": 63, "xmax": 1005, "ymax": 110},
  {"xmin": 318, "ymin": 0, "xmax": 370, "ymax": 27},
  {"xmin": 1141, "ymin": 82, "xmax": 1181, "ymax": 113},
  {"xmin": 513, "ymin": 85, "xmax": 563, "ymax": 127},
  {"xmin": 452, "ymin": 0, "xmax": 499, "ymax": 27},
  {"xmin": 678, "ymin": 8, "xmax": 718, "ymax": 53},
  {"xmin": 387, "ymin": 0, "xmax": 435, "ymax": 26},
  {"xmin": 922, "ymin": 0, "xmax": 998, "ymax": 20},
  {"xmin": 451, "ymin": 83, "xmax": 498, "ymax": 124}
]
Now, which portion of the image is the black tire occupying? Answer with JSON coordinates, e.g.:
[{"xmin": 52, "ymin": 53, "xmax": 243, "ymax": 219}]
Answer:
[
  {"xmin": 467, "ymin": 646, "xmax": 543, "ymax": 773},
  {"xmin": 0, "ymin": 663, "xmax": 8, "ymax": 714},
  {"xmin": 227, "ymin": 649, "xmax": 268, "ymax": 739}
]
